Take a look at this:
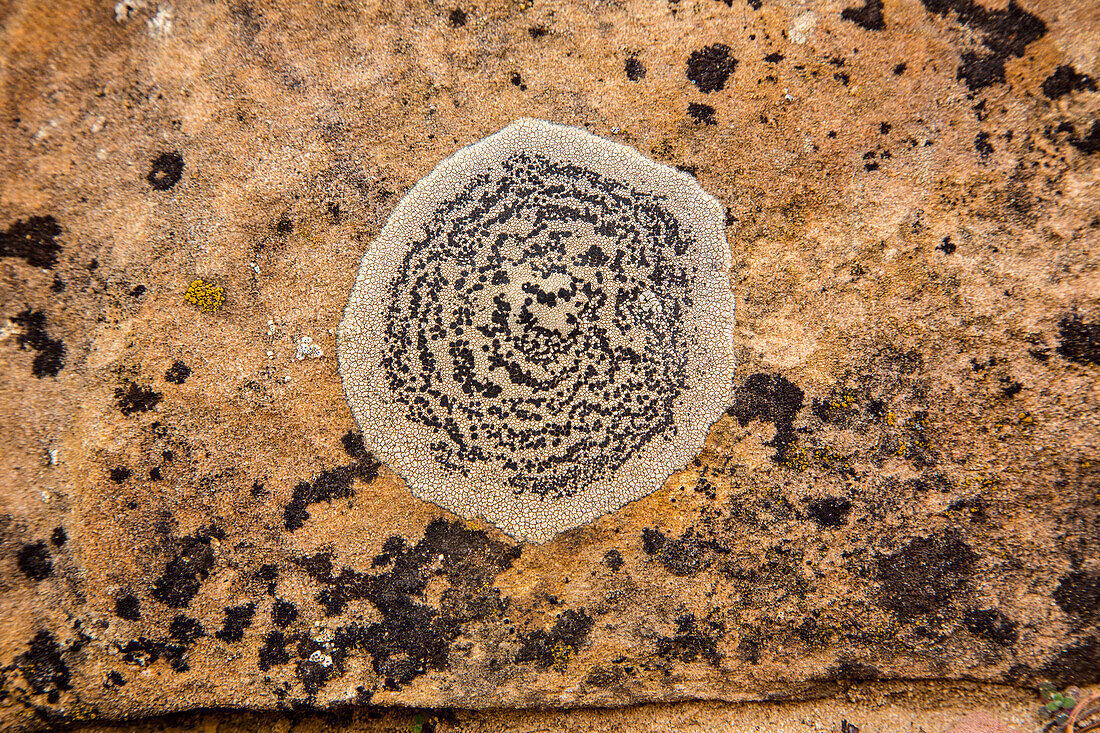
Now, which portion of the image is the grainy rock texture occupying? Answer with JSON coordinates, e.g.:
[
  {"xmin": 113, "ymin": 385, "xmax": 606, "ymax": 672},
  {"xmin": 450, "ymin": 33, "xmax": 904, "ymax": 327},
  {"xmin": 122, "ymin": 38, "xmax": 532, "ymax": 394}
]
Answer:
[{"xmin": 0, "ymin": 0, "xmax": 1098, "ymax": 729}]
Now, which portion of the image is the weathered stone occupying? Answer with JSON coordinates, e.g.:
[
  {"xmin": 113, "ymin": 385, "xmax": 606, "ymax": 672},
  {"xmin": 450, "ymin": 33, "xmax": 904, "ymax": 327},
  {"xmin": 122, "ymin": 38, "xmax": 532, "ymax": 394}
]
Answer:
[{"xmin": 0, "ymin": 0, "xmax": 1097, "ymax": 729}]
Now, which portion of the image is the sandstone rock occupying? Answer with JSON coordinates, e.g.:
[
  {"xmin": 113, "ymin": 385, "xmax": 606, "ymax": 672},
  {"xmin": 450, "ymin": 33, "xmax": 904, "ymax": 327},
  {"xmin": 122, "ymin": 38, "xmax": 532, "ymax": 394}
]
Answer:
[{"xmin": 0, "ymin": 0, "xmax": 1097, "ymax": 729}]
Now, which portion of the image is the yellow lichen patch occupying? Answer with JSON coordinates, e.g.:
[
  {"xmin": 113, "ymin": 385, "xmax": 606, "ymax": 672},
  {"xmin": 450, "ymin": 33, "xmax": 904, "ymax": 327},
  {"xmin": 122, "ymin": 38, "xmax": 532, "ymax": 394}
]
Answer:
[
  {"xmin": 184, "ymin": 278, "xmax": 225, "ymax": 313},
  {"xmin": 551, "ymin": 641, "xmax": 574, "ymax": 673}
]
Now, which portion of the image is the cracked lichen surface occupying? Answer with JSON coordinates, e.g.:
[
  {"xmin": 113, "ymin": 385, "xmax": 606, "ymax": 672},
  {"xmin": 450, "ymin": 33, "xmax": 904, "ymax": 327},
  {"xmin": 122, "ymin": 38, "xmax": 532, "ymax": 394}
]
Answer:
[{"xmin": 338, "ymin": 119, "xmax": 734, "ymax": 543}]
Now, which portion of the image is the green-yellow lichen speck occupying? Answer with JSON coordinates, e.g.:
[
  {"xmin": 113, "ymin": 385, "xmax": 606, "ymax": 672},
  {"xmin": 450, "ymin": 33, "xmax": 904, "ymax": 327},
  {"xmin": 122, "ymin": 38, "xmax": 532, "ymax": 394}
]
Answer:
[{"xmin": 184, "ymin": 278, "xmax": 225, "ymax": 313}]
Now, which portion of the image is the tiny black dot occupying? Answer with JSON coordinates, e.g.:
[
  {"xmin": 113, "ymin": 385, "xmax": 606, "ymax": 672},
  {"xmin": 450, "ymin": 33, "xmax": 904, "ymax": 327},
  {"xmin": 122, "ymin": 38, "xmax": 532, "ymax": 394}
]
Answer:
[{"xmin": 147, "ymin": 152, "xmax": 184, "ymax": 191}]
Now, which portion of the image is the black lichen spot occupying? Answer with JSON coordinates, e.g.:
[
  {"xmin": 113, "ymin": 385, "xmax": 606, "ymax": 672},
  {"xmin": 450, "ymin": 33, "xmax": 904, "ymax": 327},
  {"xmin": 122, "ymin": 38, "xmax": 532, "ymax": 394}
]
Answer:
[
  {"xmin": 806, "ymin": 496, "xmax": 852, "ymax": 528},
  {"xmin": 13, "ymin": 309, "xmax": 66, "ymax": 378},
  {"xmin": 727, "ymin": 373, "xmax": 804, "ymax": 463},
  {"xmin": 736, "ymin": 636, "xmax": 760, "ymax": 663},
  {"xmin": 687, "ymin": 102, "xmax": 717, "ymax": 125},
  {"xmin": 151, "ymin": 528, "xmax": 219, "ymax": 608},
  {"xmin": 295, "ymin": 519, "xmax": 520, "ymax": 692},
  {"xmin": 272, "ymin": 598, "xmax": 298, "ymax": 627},
  {"xmin": 528, "ymin": 25, "xmax": 547, "ymax": 38},
  {"xmin": 1053, "ymin": 570, "xmax": 1100, "ymax": 622},
  {"xmin": 109, "ymin": 466, "xmax": 132, "ymax": 483},
  {"xmin": 963, "ymin": 608, "xmax": 1018, "ymax": 645},
  {"xmin": 341, "ymin": 430, "xmax": 367, "ymax": 459},
  {"xmin": 893, "ymin": 62, "xmax": 907, "ymax": 74},
  {"xmin": 1042, "ymin": 64, "xmax": 1097, "ymax": 99},
  {"xmin": 975, "ymin": 131, "xmax": 993, "ymax": 157},
  {"xmin": 687, "ymin": 44, "xmax": 737, "ymax": 93},
  {"xmin": 259, "ymin": 630, "xmax": 291, "ymax": 670},
  {"xmin": 214, "ymin": 603, "xmax": 256, "ymax": 643},
  {"xmin": 17, "ymin": 541, "xmax": 52, "ymax": 581},
  {"xmin": 51, "ymin": 527, "xmax": 66, "ymax": 547},
  {"xmin": 938, "ymin": 236, "xmax": 957, "ymax": 254},
  {"xmin": 115, "ymin": 593, "xmax": 141, "ymax": 621},
  {"xmin": 876, "ymin": 531, "xmax": 977, "ymax": 620},
  {"xmin": 164, "ymin": 360, "xmax": 191, "ymax": 384},
  {"xmin": 284, "ymin": 453, "xmax": 381, "ymax": 532},
  {"xmin": 516, "ymin": 608, "xmax": 594, "ymax": 669},
  {"xmin": 764, "ymin": 52, "xmax": 784, "ymax": 63},
  {"xmin": 256, "ymin": 564, "xmax": 278, "ymax": 594},
  {"xmin": 168, "ymin": 615, "xmax": 204, "ymax": 644},
  {"xmin": 447, "ymin": 7, "xmax": 466, "ymax": 26},
  {"xmin": 841, "ymin": 0, "xmax": 885, "ymax": 31},
  {"xmin": 641, "ymin": 526, "xmax": 666, "ymax": 555},
  {"xmin": 639, "ymin": 526, "xmax": 707, "ymax": 575},
  {"xmin": 1055, "ymin": 312, "xmax": 1100, "ymax": 365},
  {"xmin": 147, "ymin": 152, "xmax": 184, "ymax": 191},
  {"xmin": 129, "ymin": 284, "xmax": 146, "ymax": 298},
  {"xmin": 275, "ymin": 215, "xmax": 293, "ymax": 235},
  {"xmin": 105, "ymin": 671, "xmax": 127, "ymax": 687},
  {"xmin": 1069, "ymin": 120, "xmax": 1100, "ymax": 154},
  {"xmin": 116, "ymin": 637, "xmax": 191, "ymax": 672},
  {"xmin": 115, "ymin": 381, "xmax": 163, "ymax": 416},
  {"xmin": 920, "ymin": 0, "xmax": 1046, "ymax": 91},
  {"xmin": 510, "ymin": 72, "xmax": 527, "ymax": 91},
  {"xmin": 585, "ymin": 665, "xmax": 625, "ymax": 687},
  {"xmin": 18, "ymin": 631, "xmax": 70, "ymax": 696},
  {"xmin": 1040, "ymin": 635, "xmax": 1100, "ymax": 687},
  {"xmin": 0, "ymin": 216, "xmax": 63, "ymax": 268},
  {"xmin": 149, "ymin": 466, "xmax": 163, "ymax": 480},
  {"xmin": 654, "ymin": 613, "xmax": 722, "ymax": 666},
  {"xmin": 602, "ymin": 549, "xmax": 624, "ymax": 571},
  {"xmin": 625, "ymin": 55, "xmax": 646, "ymax": 81}
]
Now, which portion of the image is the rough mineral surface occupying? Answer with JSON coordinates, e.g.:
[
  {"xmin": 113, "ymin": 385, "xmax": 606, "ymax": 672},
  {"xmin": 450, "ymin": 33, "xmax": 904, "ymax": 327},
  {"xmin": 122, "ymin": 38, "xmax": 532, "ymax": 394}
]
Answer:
[
  {"xmin": 338, "ymin": 119, "xmax": 735, "ymax": 543},
  {"xmin": 0, "ymin": 0, "xmax": 1099, "ymax": 730}
]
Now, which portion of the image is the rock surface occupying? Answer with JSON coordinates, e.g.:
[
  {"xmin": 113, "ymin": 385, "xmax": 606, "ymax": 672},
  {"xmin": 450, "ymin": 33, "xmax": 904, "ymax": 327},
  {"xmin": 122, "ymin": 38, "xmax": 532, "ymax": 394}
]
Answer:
[{"xmin": 0, "ymin": 0, "xmax": 1098, "ymax": 729}]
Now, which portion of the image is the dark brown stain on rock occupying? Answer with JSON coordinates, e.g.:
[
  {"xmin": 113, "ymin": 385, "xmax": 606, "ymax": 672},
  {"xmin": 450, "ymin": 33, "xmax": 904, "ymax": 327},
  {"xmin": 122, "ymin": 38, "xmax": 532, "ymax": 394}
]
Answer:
[{"xmin": 876, "ymin": 531, "xmax": 978, "ymax": 620}]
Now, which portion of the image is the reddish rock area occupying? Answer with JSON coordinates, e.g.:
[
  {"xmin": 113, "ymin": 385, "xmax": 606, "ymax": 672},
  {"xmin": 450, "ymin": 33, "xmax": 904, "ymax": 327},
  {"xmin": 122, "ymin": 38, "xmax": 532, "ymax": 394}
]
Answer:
[{"xmin": 0, "ymin": 0, "xmax": 1097, "ymax": 729}]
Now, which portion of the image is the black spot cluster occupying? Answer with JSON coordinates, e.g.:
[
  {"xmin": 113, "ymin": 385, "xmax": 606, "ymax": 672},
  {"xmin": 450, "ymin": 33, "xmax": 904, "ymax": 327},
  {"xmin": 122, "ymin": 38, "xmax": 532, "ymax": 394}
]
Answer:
[
  {"xmin": 515, "ymin": 608, "xmax": 594, "ymax": 669},
  {"xmin": 13, "ymin": 309, "xmax": 65, "ymax": 378},
  {"xmin": 727, "ymin": 373, "xmax": 805, "ymax": 463},
  {"xmin": 283, "ymin": 451, "xmax": 381, "ymax": 532},
  {"xmin": 0, "ymin": 215, "xmax": 63, "ymax": 269},
  {"xmin": 686, "ymin": 44, "xmax": 737, "ymax": 93},
  {"xmin": 653, "ymin": 613, "xmax": 722, "ymax": 666},
  {"xmin": 17, "ymin": 541, "xmax": 53, "ymax": 581},
  {"xmin": 147, "ymin": 151, "xmax": 184, "ymax": 191},
  {"xmin": 151, "ymin": 525, "xmax": 223, "ymax": 608},
  {"xmin": 876, "ymin": 531, "xmax": 977, "ymax": 620},
  {"xmin": 285, "ymin": 519, "xmax": 520, "ymax": 693},
  {"xmin": 1041, "ymin": 64, "xmax": 1097, "ymax": 100},
  {"xmin": 115, "ymin": 381, "xmax": 163, "ymax": 416},
  {"xmin": 164, "ymin": 360, "xmax": 191, "ymax": 384},
  {"xmin": 688, "ymin": 102, "xmax": 717, "ymax": 125},
  {"xmin": 17, "ymin": 631, "xmax": 71, "ymax": 703},
  {"xmin": 919, "ymin": 0, "xmax": 1047, "ymax": 91},
  {"xmin": 841, "ymin": 0, "xmax": 885, "ymax": 30},
  {"xmin": 1056, "ymin": 312, "xmax": 1099, "ymax": 366}
]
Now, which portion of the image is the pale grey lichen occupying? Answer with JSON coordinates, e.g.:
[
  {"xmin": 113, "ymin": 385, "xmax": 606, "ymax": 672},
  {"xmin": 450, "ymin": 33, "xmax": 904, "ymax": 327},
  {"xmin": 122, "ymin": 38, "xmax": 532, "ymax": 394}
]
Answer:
[{"xmin": 338, "ymin": 119, "xmax": 735, "ymax": 543}]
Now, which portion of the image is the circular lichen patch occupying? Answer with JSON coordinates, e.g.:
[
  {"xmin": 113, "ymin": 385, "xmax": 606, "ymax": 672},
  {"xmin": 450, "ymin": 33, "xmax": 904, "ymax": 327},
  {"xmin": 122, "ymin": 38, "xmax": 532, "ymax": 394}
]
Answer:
[{"xmin": 338, "ymin": 119, "xmax": 735, "ymax": 543}]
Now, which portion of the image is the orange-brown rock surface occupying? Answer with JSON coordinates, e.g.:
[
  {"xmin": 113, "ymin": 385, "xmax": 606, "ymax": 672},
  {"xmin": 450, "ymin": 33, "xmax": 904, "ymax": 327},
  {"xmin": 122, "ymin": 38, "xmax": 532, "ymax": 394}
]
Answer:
[{"xmin": 0, "ymin": 0, "xmax": 1098, "ymax": 729}]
